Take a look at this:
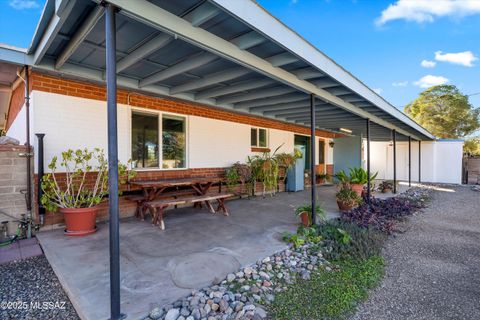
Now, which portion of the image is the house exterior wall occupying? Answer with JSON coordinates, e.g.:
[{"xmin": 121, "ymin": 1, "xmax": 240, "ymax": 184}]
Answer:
[
  {"xmin": 369, "ymin": 140, "xmax": 463, "ymax": 184},
  {"xmin": 27, "ymin": 90, "xmax": 327, "ymax": 173},
  {"xmin": 332, "ymin": 136, "xmax": 362, "ymax": 174},
  {"xmin": 8, "ymin": 72, "xmax": 337, "ymax": 175}
]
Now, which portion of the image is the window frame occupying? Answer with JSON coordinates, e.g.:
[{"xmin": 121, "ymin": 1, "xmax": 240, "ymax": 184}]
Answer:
[
  {"xmin": 251, "ymin": 127, "xmax": 269, "ymax": 148},
  {"xmin": 130, "ymin": 107, "xmax": 188, "ymax": 171}
]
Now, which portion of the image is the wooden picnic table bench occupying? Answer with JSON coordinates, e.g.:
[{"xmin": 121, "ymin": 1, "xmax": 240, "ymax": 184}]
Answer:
[{"xmin": 144, "ymin": 193, "xmax": 233, "ymax": 230}]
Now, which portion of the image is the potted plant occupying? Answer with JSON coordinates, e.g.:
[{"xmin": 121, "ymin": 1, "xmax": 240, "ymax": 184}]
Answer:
[
  {"xmin": 295, "ymin": 203, "xmax": 325, "ymax": 227},
  {"xmin": 316, "ymin": 173, "xmax": 330, "ymax": 185},
  {"xmin": 41, "ymin": 148, "xmax": 134, "ymax": 236},
  {"xmin": 378, "ymin": 180, "xmax": 394, "ymax": 193},
  {"xmin": 337, "ymin": 168, "xmax": 378, "ymax": 197},
  {"xmin": 335, "ymin": 187, "xmax": 362, "ymax": 212}
]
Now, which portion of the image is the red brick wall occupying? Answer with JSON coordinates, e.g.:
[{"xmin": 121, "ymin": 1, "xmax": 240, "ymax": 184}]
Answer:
[
  {"xmin": 38, "ymin": 167, "xmax": 285, "ymax": 227},
  {"xmin": 326, "ymin": 164, "xmax": 334, "ymax": 176},
  {"xmin": 29, "ymin": 71, "xmax": 337, "ymax": 227},
  {"xmin": 30, "ymin": 72, "xmax": 340, "ymax": 139},
  {"xmin": 5, "ymin": 82, "xmax": 25, "ymax": 131}
]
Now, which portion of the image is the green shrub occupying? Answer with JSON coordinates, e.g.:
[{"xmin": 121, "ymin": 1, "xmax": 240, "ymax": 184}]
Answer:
[
  {"xmin": 269, "ymin": 255, "xmax": 385, "ymax": 320},
  {"xmin": 318, "ymin": 220, "xmax": 386, "ymax": 261},
  {"xmin": 282, "ymin": 226, "xmax": 322, "ymax": 248}
]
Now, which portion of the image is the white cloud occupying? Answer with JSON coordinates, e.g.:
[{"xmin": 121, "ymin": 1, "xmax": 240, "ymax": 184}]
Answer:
[
  {"xmin": 434, "ymin": 50, "xmax": 478, "ymax": 67},
  {"xmin": 414, "ymin": 75, "xmax": 449, "ymax": 88},
  {"xmin": 392, "ymin": 81, "xmax": 408, "ymax": 87},
  {"xmin": 373, "ymin": 88, "xmax": 383, "ymax": 95},
  {"xmin": 376, "ymin": 0, "xmax": 480, "ymax": 26},
  {"xmin": 8, "ymin": 0, "xmax": 39, "ymax": 10},
  {"xmin": 421, "ymin": 60, "xmax": 436, "ymax": 68}
]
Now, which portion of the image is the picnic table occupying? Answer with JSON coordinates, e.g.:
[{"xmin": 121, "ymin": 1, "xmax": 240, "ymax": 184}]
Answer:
[
  {"xmin": 127, "ymin": 178, "xmax": 231, "ymax": 230},
  {"xmin": 129, "ymin": 177, "xmax": 223, "ymax": 201}
]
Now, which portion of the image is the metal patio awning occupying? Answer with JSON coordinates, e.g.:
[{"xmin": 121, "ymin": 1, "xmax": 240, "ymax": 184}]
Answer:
[{"xmin": 0, "ymin": 0, "xmax": 434, "ymax": 142}]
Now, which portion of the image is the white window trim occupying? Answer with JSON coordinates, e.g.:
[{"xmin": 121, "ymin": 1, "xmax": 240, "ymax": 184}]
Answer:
[
  {"xmin": 130, "ymin": 106, "xmax": 189, "ymax": 171},
  {"xmin": 251, "ymin": 127, "xmax": 269, "ymax": 148}
]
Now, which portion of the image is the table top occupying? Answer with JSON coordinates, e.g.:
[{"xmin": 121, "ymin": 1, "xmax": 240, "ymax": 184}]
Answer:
[{"xmin": 129, "ymin": 177, "xmax": 223, "ymax": 188}]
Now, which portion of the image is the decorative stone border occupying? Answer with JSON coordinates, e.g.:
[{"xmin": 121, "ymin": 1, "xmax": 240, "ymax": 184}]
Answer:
[{"xmin": 145, "ymin": 243, "xmax": 330, "ymax": 320}]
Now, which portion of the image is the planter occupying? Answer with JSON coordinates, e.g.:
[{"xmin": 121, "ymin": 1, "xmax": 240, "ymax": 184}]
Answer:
[
  {"xmin": 299, "ymin": 211, "xmax": 311, "ymax": 227},
  {"xmin": 336, "ymin": 200, "xmax": 355, "ymax": 212},
  {"xmin": 381, "ymin": 188, "xmax": 392, "ymax": 193},
  {"xmin": 60, "ymin": 206, "xmax": 98, "ymax": 236},
  {"xmin": 350, "ymin": 184, "xmax": 364, "ymax": 197}
]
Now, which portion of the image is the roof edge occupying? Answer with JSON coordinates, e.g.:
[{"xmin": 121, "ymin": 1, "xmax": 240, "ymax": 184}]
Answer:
[{"xmin": 210, "ymin": 0, "xmax": 435, "ymax": 140}]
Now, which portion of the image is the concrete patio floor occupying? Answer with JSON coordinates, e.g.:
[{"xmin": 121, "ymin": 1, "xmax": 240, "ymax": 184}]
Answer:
[{"xmin": 36, "ymin": 184, "xmax": 406, "ymax": 320}]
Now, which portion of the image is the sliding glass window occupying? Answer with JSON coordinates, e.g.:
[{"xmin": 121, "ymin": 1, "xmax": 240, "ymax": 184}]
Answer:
[
  {"xmin": 131, "ymin": 112, "xmax": 159, "ymax": 168},
  {"xmin": 162, "ymin": 115, "xmax": 186, "ymax": 169}
]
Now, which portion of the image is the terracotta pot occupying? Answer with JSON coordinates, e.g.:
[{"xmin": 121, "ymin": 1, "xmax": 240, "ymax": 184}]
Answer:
[
  {"xmin": 381, "ymin": 188, "xmax": 392, "ymax": 193},
  {"xmin": 60, "ymin": 206, "xmax": 98, "ymax": 237},
  {"xmin": 350, "ymin": 184, "xmax": 364, "ymax": 197},
  {"xmin": 337, "ymin": 200, "xmax": 354, "ymax": 212},
  {"xmin": 299, "ymin": 211, "xmax": 311, "ymax": 227}
]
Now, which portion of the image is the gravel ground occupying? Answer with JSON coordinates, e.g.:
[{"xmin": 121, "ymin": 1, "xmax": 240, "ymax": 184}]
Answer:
[
  {"xmin": 0, "ymin": 255, "xmax": 79, "ymax": 320},
  {"xmin": 352, "ymin": 186, "xmax": 480, "ymax": 320}
]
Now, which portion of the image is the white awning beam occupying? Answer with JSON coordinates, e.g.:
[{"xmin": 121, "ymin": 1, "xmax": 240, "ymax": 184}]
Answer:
[
  {"xmin": 117, "ymin": 34, "xmax": 172, "ymax": 73},
  {"xmin": 234, "ymin": 93, "xmax": 306, "ymax": 109},
  {"xmin": 170, "ymin": 67, "xmax": 250, "ymax": 95},
  {"xmin": 195, "ymin": 78, "xmax": 274, "ymax": 100},
  {"xmin": 183, "ymin": 2, "xmax": 221, "ymax": 27},
  {"xmin": 216, "ymin": 86, "xmax": 295, "ymax": 104},
  {"xmin": 55, "ymin": 6, "xmax": 105, "ymax": 69},
  {"xmin": 33, "ymin": 0, "xmax": 74, "ymax": 65},
  {"xmin": 107, "ymin": 0, "xmax": 424, "ymax": 140}
]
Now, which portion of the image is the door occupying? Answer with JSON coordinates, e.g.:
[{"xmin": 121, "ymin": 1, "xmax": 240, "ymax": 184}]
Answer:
[
  {"xmin": 294, "ymin": 135, "xmax": 310, "ymax": 170},
  {"xmin": 318, "ymin": 139, "xmax": 326, "ymax": 174}
]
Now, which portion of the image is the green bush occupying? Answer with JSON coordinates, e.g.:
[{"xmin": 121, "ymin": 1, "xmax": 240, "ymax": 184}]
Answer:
[
  {"xmin": 282, "ymin": 226, "xmax": 322, "ymax": 248},
  {"xmin": 269, "ymin": 255, "xmax": 385, "ymax": 320},
  {"xmin": 318, "ymin": 220, "xmax": 386, "ymax": 261}
]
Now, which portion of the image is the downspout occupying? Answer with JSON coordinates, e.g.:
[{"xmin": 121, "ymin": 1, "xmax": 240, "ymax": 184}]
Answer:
[{"xmin": 17, "ymin": 66, "xmax": 33, "ymax": 238}]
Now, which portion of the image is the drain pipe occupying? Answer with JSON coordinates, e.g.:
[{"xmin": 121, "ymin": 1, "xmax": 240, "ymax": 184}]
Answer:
[
  {"xmin": 36, "ymin": 133, "xmax": 45, "ymax": 225},
  {"xmin": 17, "ymin": 66, "xmax": 33, "ymax": 238}
]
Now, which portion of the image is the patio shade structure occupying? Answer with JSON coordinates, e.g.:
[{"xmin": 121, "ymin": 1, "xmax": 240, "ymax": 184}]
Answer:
[{"xmin": 0, "ymin": 0, "xmax": 436, "ymax": 317}]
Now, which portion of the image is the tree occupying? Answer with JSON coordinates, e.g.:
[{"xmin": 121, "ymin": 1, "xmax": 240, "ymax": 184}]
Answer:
[
  {"xmin": 464, "ymin": 136, "xmax": 480, "ymax": 156},
  {"xmin": 404, "ymin": 85, "xmax": 480, "ymax": 139}
]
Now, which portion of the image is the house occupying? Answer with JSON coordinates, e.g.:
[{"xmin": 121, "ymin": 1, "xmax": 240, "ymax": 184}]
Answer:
[
  {"xmin": 0, "ymin": 0, "xmax": 463, "ymax": 226},
  {"xmin": 0, "ymin": 0, "xmax": 465, "ymax": 318}
]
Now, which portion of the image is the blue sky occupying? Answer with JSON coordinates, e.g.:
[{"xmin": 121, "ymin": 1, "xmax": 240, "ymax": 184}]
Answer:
[{"xmin": 1, "ymin": 0, "xmax": 479, "ymax": 110}]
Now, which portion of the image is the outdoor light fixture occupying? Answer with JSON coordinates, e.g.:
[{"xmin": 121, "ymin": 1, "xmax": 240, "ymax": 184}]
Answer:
[
  {"xmin": 339, "ymin": 127, "xmax": 352, "ymax": 134},
  {"xmin": 329, "ymin": 141, "xmax": 335, "ymax": 148}
]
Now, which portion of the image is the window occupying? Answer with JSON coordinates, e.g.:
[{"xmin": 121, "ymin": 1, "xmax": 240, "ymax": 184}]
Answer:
[
  {"xmin": 251, "ymin": 127, "xmax": 268, "ymax": 148},
  {"xmin": 162, "ymin": 115, "xmax": 186, "ymax": 169},
  {"xmin": 132, "ymin": 112, "xmax": 159, "ymax": 168}
]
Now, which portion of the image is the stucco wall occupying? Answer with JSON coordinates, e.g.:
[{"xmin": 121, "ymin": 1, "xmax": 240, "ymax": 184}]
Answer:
[{"xmin": 369, "ymin": 140, "xmax": 463, "ymax": 184}]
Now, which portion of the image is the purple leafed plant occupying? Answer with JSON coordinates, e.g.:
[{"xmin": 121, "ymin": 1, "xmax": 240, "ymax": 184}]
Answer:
[{"xmin": 341, "ymin": 189, "xmax": 429, "ymax": 234}]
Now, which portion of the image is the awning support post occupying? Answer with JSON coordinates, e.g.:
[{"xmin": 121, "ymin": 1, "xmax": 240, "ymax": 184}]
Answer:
[
  {"xmin": 393, "ymin": 129, "xmax": 397, "ymax": 194},
  {"xmin": 418, "ymin": 140, "xmax": 421, "ymax": 183},
  {"xmin": 310, "ymin": 94, "xmax": 317, "ymax": 225},
  {"xmin": 24, "ymin": 66, "xmax": 32, "ymax": 238},
  {"xmin": 408, "ymin": 136, "xmax": 411, "ymax": 187},
  {"xmin": 366, "ymin": 118, "xmax": 371, "ymax": 206},
  {"xmin": 105, "ymin": 4, "xmax": 123, "ymax": 320}
]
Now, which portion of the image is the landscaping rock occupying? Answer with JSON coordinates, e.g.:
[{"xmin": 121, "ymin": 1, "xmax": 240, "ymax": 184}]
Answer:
[
  {"xmin": 149, "ymin": 307, "xmax": 164, "ymax": 319},
  {"xmin": 145, "ymin": 242, "xmax": 328, "ymax": 320},
  {"xmin": 164, "ymin": 308, "xmax": 180, "ymax": 320}
]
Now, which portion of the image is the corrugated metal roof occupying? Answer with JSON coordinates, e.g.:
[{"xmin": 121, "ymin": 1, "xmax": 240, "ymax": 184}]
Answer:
[{"xmin": 0, "ymin": 0, "xmax": 435, "ymax": 141}]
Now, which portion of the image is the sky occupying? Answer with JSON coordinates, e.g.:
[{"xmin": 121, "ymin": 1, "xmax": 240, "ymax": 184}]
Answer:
[{"xmin": 0, "ymin": 0, "xmax": 479, "ymax": 110}]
